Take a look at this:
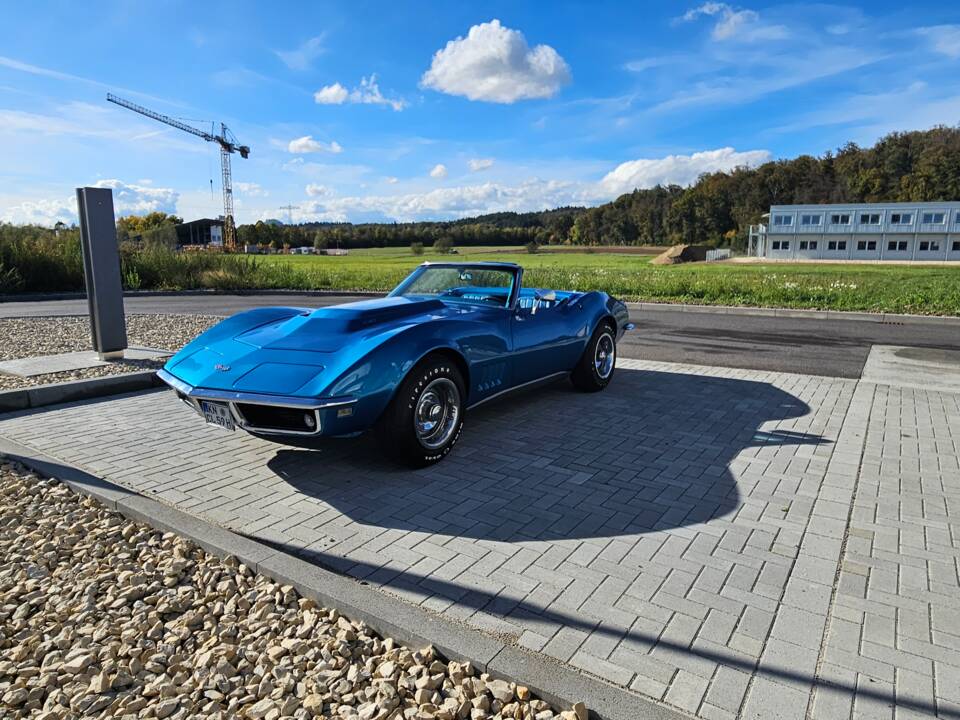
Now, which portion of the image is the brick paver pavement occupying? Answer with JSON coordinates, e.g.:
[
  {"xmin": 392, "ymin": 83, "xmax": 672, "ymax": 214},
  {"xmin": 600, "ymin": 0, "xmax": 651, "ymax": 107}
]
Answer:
[{"xmin": 1, "ymin": 357, "xmax": 957, "ymax": 719}]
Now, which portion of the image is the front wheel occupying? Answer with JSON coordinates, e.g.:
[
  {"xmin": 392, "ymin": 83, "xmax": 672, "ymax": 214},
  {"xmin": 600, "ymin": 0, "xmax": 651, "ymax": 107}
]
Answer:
[
  {"xmin": 376, "ymin": 355, "xmax": 465, "ymax": 467},
  {"xmin": 571, "ymin": 322, "xmax": 616, "ymax": 392}
]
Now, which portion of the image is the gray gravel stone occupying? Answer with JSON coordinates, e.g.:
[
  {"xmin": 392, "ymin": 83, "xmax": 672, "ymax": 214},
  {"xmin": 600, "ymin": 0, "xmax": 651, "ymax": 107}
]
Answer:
[{"xmin": 0, "ymin": 459, "xmax": 582, "ymax": 720}]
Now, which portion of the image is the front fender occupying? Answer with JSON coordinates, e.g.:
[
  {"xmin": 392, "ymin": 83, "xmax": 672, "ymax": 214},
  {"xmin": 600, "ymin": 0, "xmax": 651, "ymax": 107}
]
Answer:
[{"xmin": 301, "ymin": 317, "xmax": 504, "ymax": 432}]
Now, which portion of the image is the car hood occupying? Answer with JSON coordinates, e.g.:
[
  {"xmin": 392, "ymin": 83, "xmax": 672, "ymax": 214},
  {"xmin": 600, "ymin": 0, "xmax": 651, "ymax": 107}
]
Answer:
[
  {"xmin": 236, "ymin": 296, "xmax": 447, "ymax": 352},
  {"xmin": 165, "ymin": 296, "xmax": 460, "ymax": 394}
]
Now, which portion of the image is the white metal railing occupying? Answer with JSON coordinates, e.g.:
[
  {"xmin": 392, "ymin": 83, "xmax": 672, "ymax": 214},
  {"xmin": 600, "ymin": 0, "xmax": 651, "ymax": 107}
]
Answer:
[{"xmin": 706, "ymin": 248, "xmax": 732, "ymax": 262}]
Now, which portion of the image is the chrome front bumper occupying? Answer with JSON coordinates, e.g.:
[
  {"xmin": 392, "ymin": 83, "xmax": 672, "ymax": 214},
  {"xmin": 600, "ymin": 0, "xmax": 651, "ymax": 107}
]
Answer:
[{"xmin": 156, "ymin": 368, "xmax": 356, "ymax": 437}]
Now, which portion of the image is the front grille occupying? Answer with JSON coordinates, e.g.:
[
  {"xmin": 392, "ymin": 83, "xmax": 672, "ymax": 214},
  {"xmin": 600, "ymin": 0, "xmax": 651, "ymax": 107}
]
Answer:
[{"xmin": 234, "ymin": 403, "xmax": 319, "ymax": 434}]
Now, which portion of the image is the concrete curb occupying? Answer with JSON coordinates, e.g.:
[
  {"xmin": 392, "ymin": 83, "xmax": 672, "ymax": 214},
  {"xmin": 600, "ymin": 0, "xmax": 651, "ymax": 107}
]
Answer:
[
  {"xmin": 0, "ymin": 436, "xmax": 689, "ymax": 720},
  {"xmin": 627, "ymin": 301, "xmax": 960, "ymax": 326},
  {"xmin": 0, "ymin": 370, "xmax": 162, "ymax": 412}
]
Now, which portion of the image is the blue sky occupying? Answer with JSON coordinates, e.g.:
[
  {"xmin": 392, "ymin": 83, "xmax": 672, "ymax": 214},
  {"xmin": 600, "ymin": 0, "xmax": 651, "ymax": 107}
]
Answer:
[{"xmin": 2, "ymin": 1, "xmax": 959, "ymax": 225}]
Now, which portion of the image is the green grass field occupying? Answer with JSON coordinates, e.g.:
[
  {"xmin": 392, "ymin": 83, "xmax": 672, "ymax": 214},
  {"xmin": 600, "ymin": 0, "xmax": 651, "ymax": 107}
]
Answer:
[{"xmin": 248, "ymin": 247, "xmax": 960, "ymax": 316}]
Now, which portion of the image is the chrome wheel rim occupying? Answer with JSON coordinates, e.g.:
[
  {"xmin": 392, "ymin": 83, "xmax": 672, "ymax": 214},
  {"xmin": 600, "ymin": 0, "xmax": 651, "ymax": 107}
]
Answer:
[
  {"xmin": 414, "ymin": 378, "xmax": 460, "ymax": 450},
  {"xmin": 595, "ymin": 332, "xmax": 615, "ymax": 379}
]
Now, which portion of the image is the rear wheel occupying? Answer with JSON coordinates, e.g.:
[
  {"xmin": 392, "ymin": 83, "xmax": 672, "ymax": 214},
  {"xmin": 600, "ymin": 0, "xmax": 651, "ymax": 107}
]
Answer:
[
  {"xmin": 376, "ymin": 355, "xmax": 465, "ymax": 467},
  {"xmin": 571, "ymin": 321, "xmax": 616, "ymax": 392}
]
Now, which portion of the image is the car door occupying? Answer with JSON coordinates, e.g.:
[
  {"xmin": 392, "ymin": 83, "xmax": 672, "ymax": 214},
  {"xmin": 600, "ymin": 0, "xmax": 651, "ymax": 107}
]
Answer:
[{"xmin": 510, "ymin": 297, "xmax": 583, "ymax": 385}]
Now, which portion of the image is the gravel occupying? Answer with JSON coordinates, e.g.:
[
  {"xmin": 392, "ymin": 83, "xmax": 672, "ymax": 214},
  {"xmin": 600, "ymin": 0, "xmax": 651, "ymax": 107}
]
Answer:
[
  {"xmin": 0, "ymin": 460, "xmax": 586, "ymax": 720},
  {"xmin": 0, "ymin": 315, "xmax": 220, "ymax": 391}
]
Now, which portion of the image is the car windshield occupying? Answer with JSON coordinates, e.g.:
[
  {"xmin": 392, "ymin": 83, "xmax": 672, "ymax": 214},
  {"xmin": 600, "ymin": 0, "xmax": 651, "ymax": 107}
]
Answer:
[{"xmin": 390, "ymin": 266, "xmax": 515, "ymax": 307}]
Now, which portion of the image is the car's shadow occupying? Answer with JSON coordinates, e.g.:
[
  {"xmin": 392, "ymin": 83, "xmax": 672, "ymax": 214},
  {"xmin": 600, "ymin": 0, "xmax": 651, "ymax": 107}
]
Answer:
[{"xmin": 265, "ymin": 368, "xmax": 828, "ymax": 542}]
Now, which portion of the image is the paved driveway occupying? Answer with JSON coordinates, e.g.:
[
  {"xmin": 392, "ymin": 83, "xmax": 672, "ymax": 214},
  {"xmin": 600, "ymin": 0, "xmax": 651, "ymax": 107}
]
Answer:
[{"xmin": 1, "ymin": 358, "xmax": 958, "ymax": 719}]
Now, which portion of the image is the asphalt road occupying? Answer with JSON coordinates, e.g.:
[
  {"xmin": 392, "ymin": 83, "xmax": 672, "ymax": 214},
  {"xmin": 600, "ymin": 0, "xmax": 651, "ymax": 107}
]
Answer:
[{"xmin": 3, "ymin": 293, "xmax": 960, "ymax": 378}]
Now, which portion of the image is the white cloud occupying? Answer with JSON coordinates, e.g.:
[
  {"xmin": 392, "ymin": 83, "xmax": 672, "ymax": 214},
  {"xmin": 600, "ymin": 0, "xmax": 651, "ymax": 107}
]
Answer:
[
  {"xmin": 287, "ymin": 135, "xmax": 343, "ymax": 154},
  {"xmin": 385, "ymin": 176, "xmax": 399, "ymax": 184},
  {"xmin": 1, "ymin": 179, "xmax": 179, "ymax": 226},
  {"xmin": 314, "ymin": 82, "xmax": 349, "ymax": 105},
  {"xmin": 421, "ymin": 19, "xmax": 571, "ymax": 103},
  {"xmin": 300, "ymin": 179, "xmax": 583, "ymax": 222},
  {"xmin": 235, "ymin": 181, "xmax": 267, "ymax": 197},
  {"xmin": 296, "ymin": 146, "xmax": 769, "ymax": 222},
  {"xmin": 305, "ymin": 183, "xmax": 332, "ymax": 197},
  {"xmin": 468, "ymin": 158, "xmax": 495, "ymax": 172},
  {"xmin": 600, "ymin": 147, "xmax": 769, "ymax": 195},
  {"xmin": 0, "ymin": 197, "xmax": 77, "ymax": 226},
  {"xmin": 93, "ymin": 179, "xmax": 180, "ymax": 216},
  {"xmin": 429, "ymin": 163, "xmax": 448, "ymax": 179},
  {"xmin": 917, "ymin": 25, "xmax": 960, "ymax": 58},
  {"xmin": 314, "ymin": 75, "xmax": 406, "ymax": 111},
  {"xmin": 0, "ymin": 55, "xmax": 180, "ymax": 107},
  {"xmin": 275, "ymin": 35, "xmax": 326, "ymax": 71},
  {"xmin": 681, "ymin": 3, "xmax": 787, "ymax": 41}
]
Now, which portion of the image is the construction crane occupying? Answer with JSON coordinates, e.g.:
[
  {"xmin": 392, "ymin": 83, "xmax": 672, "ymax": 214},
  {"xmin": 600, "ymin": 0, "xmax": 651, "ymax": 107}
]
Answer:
[{"xmin": 106, "ymin": 93, "xmax": 250, "ymax": 251}]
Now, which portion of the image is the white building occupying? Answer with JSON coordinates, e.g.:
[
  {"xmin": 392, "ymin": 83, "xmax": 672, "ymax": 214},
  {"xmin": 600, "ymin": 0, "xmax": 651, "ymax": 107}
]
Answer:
[{"xmin": 753, "ymin": 202, "xmax": 960, "ymax": 261}]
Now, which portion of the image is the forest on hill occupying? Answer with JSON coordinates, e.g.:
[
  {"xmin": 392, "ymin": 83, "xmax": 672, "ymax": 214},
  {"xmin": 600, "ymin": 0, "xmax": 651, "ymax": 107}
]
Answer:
[{"xmin": 571, "ymin": 126, "xmax": 960, "ymax": 247}]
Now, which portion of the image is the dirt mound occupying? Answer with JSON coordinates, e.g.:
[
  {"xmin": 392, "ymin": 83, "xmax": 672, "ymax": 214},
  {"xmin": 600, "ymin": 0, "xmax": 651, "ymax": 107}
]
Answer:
[{"xmin": 650, "ymin": 244, "xmax": 709, "ymax": 265}]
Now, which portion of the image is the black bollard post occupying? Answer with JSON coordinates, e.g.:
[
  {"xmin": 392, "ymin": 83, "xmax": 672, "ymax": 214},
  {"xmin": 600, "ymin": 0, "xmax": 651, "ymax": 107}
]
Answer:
[{"xmin": 76, "ymin": 187, "xmax": 128, "ymax": 360}]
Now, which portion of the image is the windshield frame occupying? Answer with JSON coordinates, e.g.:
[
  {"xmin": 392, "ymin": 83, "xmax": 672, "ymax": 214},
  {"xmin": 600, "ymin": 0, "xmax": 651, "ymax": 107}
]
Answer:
[{"xmin": 389, "ymin": 263, "xmax": 523, "ymax": 310}]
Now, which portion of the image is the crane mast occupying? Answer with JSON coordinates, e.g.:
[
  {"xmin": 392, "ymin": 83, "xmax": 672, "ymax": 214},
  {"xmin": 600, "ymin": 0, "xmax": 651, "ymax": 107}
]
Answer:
[{"xmin": 106, "ymin": 93, "xmax": 249, "ymax": 251}]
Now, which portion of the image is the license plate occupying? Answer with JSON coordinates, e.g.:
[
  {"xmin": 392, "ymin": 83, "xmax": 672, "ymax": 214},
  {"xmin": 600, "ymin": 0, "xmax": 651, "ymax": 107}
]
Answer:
[{"xmin": 200, "ymin": 401, "xmax": 235, "ymax": 431}]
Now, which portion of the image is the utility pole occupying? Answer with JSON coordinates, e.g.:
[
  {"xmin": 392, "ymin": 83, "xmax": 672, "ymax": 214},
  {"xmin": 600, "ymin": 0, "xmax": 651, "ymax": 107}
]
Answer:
[{"xmin": 279, "ymin": 204, "xmax": 300, "ymax": 225}]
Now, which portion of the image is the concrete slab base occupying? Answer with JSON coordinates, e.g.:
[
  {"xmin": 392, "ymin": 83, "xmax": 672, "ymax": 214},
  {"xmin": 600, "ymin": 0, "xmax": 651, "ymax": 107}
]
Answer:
[
  {"xmin": 0, "ymin": 346, "xmax": 170, "ymax": 377},
  {"xmin": 861, "ymin": 343, "xmax": 960, "ymax": 393}
]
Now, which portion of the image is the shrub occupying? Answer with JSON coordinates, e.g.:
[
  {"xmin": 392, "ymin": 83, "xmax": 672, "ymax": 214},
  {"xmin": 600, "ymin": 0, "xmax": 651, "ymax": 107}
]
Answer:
[
  {"xmin": 526, "ymin": 241, "xmax": 540, "ymax": 254},
  {"xmin": 433, "ymin": 236, "xmax": 454, "ymax": 254},
  {"xmin": 411, "ymin": 241, "xmax": 424, "ymax": 255}
]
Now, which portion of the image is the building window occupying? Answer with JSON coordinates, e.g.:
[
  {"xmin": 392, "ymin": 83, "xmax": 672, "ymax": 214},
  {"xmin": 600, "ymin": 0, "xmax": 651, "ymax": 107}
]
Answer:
[
  {"xmin": 809, "ymin": 241, "xmax": 818, "ymax": 250},
  {"xmin": 887, "ymin": 240, "xmax": 897, "ymax": 251},
  {"xmin": 867, "ymin": 241, "xmax": 877, "ymax": 250},
  {"xmin": 781, "ymin": 241, "xmax": 790, "ymax": 250},
  {"xmin": 827, "ymin": 241, "xmax": 837, "ymax": 250},
  {"xmin": 857, "ymin": 241, "xmax": 867, "ymax": 251},
  {"xmin": 772, "ymin": 214, "xmax": 793, "ymax": 226},
  {"xmin": 830, "ymin": 213, "xmax": 851, "ymax": 225},
  {"xmin": 921, "ymin": 212, "xmax": 945, "ymax": 224},
  {"xmin": 953, "ymin": 241, "xmax": 960, "ymax": 251},
  {"xmin": 771, "ymin": 241, "xmax": 780, "ymax": 250},
  {"xmin": 930, "ymin": 242, "xmax": 940, "ymax": 251},
  {"xmin": 799, "ymin": 241, "xmax": 808, "ymax": 250},
  {"xmin": 919, "ymin": 241, "xmax": 929, "ymax": 251},
  {"xmin": 890, "ymin": 213, "xmax": 913, "ymax": 225},
  {"xmin": 859, "ymin": 213, "xmax": 881, "ymax": 224},
  {"xmin": 838, "ymin": 241, "xmax": 847, "ymax": 250},
  {"xmin": 800, "ymin": 214, "xmax": 822, "ymax": 226},
  {"xmin": 894, "ymin": 241, "xmax": 908, "ymax": 251}
]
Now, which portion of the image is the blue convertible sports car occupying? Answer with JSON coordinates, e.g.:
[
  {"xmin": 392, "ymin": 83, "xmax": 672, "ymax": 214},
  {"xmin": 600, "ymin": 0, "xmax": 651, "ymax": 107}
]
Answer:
[{"xmin": 158, "ymin": 262, "xmax": 631, "ymax": 466}]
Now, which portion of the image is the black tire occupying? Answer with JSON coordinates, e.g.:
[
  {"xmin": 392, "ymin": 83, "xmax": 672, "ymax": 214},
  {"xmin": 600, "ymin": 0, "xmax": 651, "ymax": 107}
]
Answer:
[
  {"xmin": 571, "ymin": 321, "xmax": 617, "ymax": 392},
  {"xmin": 376, "ymin": 355, "xmax": 466, "ymax": 467}
]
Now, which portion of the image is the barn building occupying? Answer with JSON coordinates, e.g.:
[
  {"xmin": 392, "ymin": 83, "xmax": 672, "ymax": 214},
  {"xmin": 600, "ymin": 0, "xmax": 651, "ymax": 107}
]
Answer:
[{"xmin": 752, "ymin": 202, "xmax": 960, "ymax": 261}]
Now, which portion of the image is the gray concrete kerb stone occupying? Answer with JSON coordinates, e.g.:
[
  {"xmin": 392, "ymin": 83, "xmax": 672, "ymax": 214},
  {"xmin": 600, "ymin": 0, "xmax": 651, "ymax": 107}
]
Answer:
[
  {"xmin": 0, "ymin": 369, "xmax": 163, "ymax": 412},
  {"xmin": 627, "ymin": 301, "xmax": 960, "ymax": 326},
  {"xmin": 0, "ymin": 436, "xmax": 692, "ymax": 720}
]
